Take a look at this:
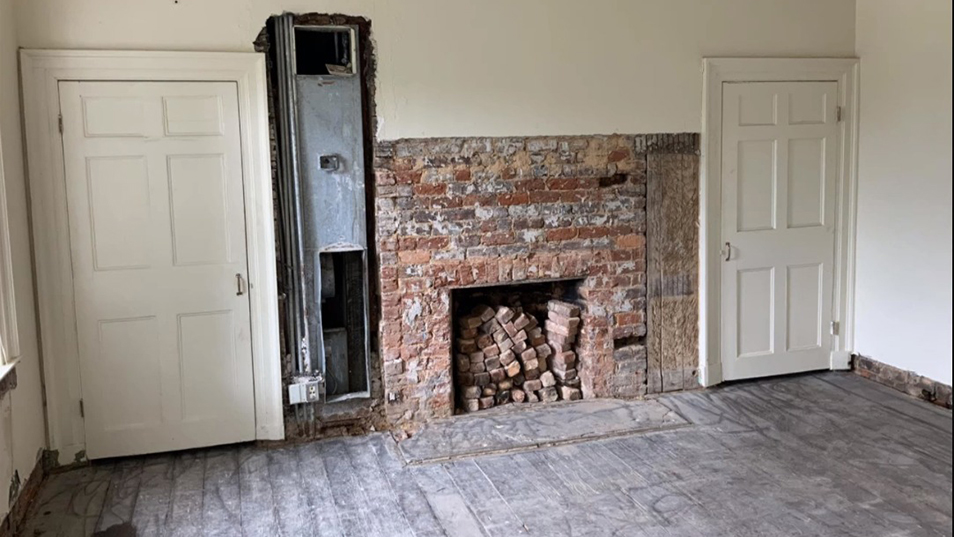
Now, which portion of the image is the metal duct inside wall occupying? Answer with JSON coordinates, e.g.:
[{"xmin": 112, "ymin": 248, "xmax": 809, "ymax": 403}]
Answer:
[{"xmin": 271, "ymin": 13, "xmax": 372, "ymax": 403}]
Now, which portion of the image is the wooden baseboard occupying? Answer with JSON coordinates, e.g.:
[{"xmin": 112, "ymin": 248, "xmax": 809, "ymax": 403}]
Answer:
[
  {"xmin": 853, "ymin": 355, "xmax": 953, "ymax": 409},
  {"xmin": 0, "ymin": 455, "xmax": 44, "ymax": 537}
]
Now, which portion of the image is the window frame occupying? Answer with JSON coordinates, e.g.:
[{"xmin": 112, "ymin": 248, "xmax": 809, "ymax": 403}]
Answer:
[{"xmin": 0, "ymin": 128, "xmax": 20, "ymax": 367}]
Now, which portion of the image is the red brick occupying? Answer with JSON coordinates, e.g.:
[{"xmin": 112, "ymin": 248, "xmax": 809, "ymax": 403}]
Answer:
[
  {"xmin": 528, "ymin": 191, "xmax": 562, "ymax": 204},
  {"xmin": 417, "ymin": 237, "xmax": 450, "ymax": 250},
  {"xmin": 454, "ymin": 169, "xmax": 471, "ymax": 182},
  {"xmin": 430, "ymin": 196, "xmax": 462, "ymax": 208},
  {"xmin": 400, "ymin": 345, "xmax": 422, "ymax": 360},
  {"xmin": 396, "ymin": 170, "xmax": 423, "ymax": 184},
  {"xmin": 559, "ymin": 191, "xmax": 587, "ymax": 203},
  {"xmin": 457, "ymin": 267, "xmax": 476, "ymax": 286},
  {"xmin": 546, "ymin": 178, "xmax": 584, "ymax": 190},
  {"xmin": 559, "ymin": 386, "xmax": 582, "ymax": 400},
  {"xmin": 607, "ymin": 225, "xmax": 633, "ymax": 236},
  {"xmin": 380, "ymin": 329, "xmax": 402, "ymax": 348},
  {"xmin": 380, "ymin": 292, "xmax": 401, "ymax": 307},
  {"xmin": 400, "ymin": 279, "xmax": 427, "ymax": 293},
  {"xmin": 614, "ymin": 312, "xmax": 640, "ymax": 326},
  {"xmin": 398, "ymin": 250, "xmax": 431, "ymax": 264},
  {"xmin": 461, "ymin": 194, "xmax": 496, "ymax": 206},
  {"xmin": 610, "ymin": 275, "xmax": 632, "ymax": 287},
  {"xmin": 413, "ymin": 183, "xmax": 447, "ymax": 196},
  {"xmin": 546, "ymin": 228, "xmax": 578, "ymax": 241},
  {"xmin": 608, "ymin": 148, "xmax": 630, "ymax": 163},
  {"xmin": 610, "ymin": 249, "xmax": 637, "ymax": 262},
  {"xmin": 513, "ymin": 218, "xmax": 545, "ymax": 230},
  {"xmin": 390, "ymin": 159, "xmax": 415, "ymax": 172},
  {"xmin": 513, "ymin": 178, "xmax": 545, "ymax": 192},
  {"xmin": 375, "ymin": 170, "xmax": 396, "ymax": 185},
  {"xmin": 482, "ymin": 233, "xmax": 515, "ymax": 246},
  {"xmin": 616, "ymin": 234, "xmax": 645, "ymax": 249},
  {"xmin": 523, "ymin": 379, "xmax": 543, "ymax": 392},
  {"xmin": 577, "ymin": 226, "xmax": 611, "ymax": 239},
  {"xmin": 478, "ymin": 220, "xmax": 498, "ymax": 233},
  {"xmin": 473, "ymin": 262, "xmax": 497, "ymax": 283},
  {"xmin": 498, "ymin": 192, "xmax": 530, "ymax": 206}
]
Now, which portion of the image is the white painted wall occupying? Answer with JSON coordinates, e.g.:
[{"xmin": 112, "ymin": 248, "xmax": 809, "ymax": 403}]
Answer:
[
  {"xmin": 0, "ymin": 2, "xmax": 859, "ymax": 505},
  {"xmin": 15, "ymin": 0, "xmax": 855, "ymax": 140},
  {"xmin": 0, "ymin": 0, "xmax": 48, "ymax": 520},
  {"xmin": 854, "ymin": 0, "xmax": 953, "ymax": 385}
]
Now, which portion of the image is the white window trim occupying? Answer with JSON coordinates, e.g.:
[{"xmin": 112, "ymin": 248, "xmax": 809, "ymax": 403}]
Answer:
[
  {"xmin": 0, "ymin": 128, "xmax": 20, "ymax": 372},
  {"xmin": 698, "ymin": 58, "xmax": 861, "ymax": 387},
  {"xmin": 20, "ymin": 50, "xmax": 283, "ymax": 463}
]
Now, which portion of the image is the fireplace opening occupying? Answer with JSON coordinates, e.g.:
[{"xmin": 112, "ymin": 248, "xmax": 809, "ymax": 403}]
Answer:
[{"xmin": 451, "ymin": 279, "xmax": 586, "ymax": 413}]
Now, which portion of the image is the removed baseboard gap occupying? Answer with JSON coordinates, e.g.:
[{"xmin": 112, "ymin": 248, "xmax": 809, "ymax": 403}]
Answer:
[{"xmin": 852, "ymin": 355, "xmax": 953, "ymax": 409}]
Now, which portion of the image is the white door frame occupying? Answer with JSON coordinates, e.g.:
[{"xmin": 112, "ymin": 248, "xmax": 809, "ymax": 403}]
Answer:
[
  {"xmin": 20, "ymin": 50, "xmax": 283, "ymax": 464},
  {"xmin": 699, "ymin": 58, "xmax": 860, "ymax": 387}
]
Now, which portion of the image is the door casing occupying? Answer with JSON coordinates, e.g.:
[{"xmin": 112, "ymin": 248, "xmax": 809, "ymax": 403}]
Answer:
[
  {"xmin": 20, "ymin": 50, "xmax": 283, "ymax": 465},
  {"xmin": 700, "ymin": 58, "xmax": 861, "ymax": 387}
]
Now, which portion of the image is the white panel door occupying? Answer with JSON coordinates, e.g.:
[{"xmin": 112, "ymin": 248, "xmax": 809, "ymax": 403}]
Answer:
[
  {"xmin": 59, "ymin": 81, "xmax": 255, "ymax": 459},
  {"xmin": 721, "ymin": 81, "xmax": 839, "ymax": 381}
]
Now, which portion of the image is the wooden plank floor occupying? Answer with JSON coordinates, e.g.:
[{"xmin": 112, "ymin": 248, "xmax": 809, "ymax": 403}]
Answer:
[{"xmin": 19, "ymin": 372, "xmax": 953, "ymax": 537}]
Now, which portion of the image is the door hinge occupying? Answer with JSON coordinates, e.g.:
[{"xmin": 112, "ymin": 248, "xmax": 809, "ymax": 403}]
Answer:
[
  {"xmin": 836, "ymin": 106, "xmax": 843, "ymax": 123},
  {"xmin": 830, "ymin": 321, "xmax": 840, "ymax": 336},
  {"xmin": 79, "ymin": 399, "xmax": 85, "ymax": 418},
  {"xmin": 58, "ymin": 114, "xmax": 64, "ymax": 134}
]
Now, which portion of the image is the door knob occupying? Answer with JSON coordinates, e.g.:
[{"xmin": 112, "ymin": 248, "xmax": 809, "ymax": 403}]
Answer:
[
  {"xmin": 724, "ymin": 242, "xmax": 732, "ymax": 262},
  {"xmin": 236, "ymin": 273, "xmax": 246, "ymax": 296}
]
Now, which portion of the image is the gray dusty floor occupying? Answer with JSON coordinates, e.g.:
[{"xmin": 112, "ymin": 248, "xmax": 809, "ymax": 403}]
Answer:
[{"xmin": 18, "ymin": 372, "xmax": 953, "ymax": 537}]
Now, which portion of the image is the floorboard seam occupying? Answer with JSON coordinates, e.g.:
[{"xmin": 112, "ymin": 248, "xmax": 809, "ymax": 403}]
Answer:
[{"xmin": 401, "ymin": 422, "xmax": 693, "ymax": 466}]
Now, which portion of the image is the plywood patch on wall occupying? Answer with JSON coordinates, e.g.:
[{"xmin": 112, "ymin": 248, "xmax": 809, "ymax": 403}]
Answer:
[{"xmin": 647, "ymin": 145, "xmax": 700, "ymax": 393}]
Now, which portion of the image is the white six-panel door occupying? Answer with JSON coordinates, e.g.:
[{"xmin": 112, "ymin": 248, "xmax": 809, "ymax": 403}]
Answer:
[
  {"xmin": 59, "ymin": 81, "xmax": 256, "ymax": 459},
  {"xmin": 721, "ymin": 81, "xmax": 840, "ymax": 381}
]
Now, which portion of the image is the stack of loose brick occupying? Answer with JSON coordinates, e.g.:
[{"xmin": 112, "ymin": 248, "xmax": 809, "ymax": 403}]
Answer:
[
  {"xmin": 455, "ymin": 303, "xmax": 556, "ymax": 412},
  {"xmin": 544, "ymin": 300, "xmax": 583, "ymax": 401}
]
